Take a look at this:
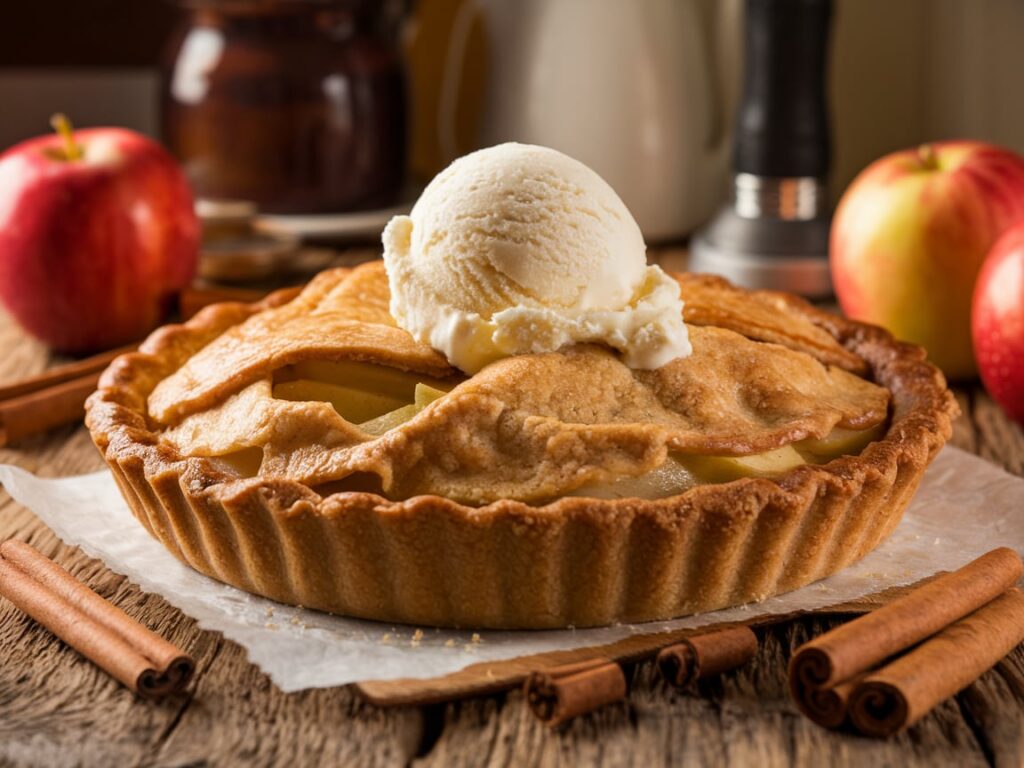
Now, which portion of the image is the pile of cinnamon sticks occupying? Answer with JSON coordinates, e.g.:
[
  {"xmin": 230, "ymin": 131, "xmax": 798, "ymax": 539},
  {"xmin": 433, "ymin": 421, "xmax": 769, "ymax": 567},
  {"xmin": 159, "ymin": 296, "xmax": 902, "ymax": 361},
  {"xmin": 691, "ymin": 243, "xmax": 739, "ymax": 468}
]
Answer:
[
  {"xmin": 0, "ymin": 540, "xmax": 193, "ymax": 698},
  {"xmin": 789, "ymin": 547, "xmax": 1024, "ymax": 737},
  {"xmin": 523, "ymin": 625, "xmax": 758, "ymax": 727}
]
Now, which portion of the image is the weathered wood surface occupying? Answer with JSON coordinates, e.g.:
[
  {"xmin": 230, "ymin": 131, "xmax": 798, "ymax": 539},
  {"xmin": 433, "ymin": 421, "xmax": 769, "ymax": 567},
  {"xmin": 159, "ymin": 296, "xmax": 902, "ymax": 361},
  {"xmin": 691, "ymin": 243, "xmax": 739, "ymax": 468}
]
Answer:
[{"xmin": 1, "ymin": 299, "xmax": 1023, "ymax": 767}]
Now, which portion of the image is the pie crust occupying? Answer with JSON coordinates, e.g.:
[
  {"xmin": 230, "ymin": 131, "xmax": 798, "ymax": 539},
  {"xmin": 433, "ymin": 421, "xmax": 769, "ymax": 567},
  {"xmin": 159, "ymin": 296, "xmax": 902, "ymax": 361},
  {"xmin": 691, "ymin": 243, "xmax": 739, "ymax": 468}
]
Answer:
[{"xmin": 86, "ymin": 265, "xmax": 957, "ymax": 629}]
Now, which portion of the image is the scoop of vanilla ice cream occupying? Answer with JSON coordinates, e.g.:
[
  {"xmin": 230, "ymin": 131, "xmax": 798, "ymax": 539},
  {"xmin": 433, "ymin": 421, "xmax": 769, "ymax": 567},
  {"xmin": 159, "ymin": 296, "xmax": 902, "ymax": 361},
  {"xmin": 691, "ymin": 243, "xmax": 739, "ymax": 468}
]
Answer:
[{"xmin": 382, "ymin": 143, "xmax": 691, "ymax": 373}]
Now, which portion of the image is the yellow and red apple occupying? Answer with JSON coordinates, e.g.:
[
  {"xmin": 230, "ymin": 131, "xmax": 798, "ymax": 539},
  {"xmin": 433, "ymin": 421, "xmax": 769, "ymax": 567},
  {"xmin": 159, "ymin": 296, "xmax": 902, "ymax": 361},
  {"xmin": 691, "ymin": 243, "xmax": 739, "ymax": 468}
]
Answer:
[
  {"xmin": 0, "ymin": 117, "xmax": 198, "ymax": 353},
  {"xmin": 831, "ymin": 141, "xmax": 1024, "ymax": 379},
  {"xmin": 973, "ymin": 221, "xmax": 1024, "ymax": 424}
]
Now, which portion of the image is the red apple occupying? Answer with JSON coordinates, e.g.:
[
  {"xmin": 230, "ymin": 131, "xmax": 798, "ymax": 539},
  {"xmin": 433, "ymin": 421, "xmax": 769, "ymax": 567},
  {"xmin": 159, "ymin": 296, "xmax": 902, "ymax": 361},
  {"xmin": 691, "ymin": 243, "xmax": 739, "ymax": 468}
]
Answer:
[
  {"xmin": 973, "ymin": 221, "xmax": 1024, "ymax": 423},
  {"xmin": 0, "ymin": 117, "xmax": 198, "ymax": 353},
  {"xmin": 831, "ymin": 141, "xmax": 1024, "ymax": 380}
]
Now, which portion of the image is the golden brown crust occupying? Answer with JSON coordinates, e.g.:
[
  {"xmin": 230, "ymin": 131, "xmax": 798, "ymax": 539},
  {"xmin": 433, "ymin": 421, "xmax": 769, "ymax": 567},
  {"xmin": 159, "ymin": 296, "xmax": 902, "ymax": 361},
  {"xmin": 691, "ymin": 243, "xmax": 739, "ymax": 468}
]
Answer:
[
  {"xmin": 136, "ymin": 264, "xmax": 891, "ymax": 504},
  {"xmin": 86, "ymin": 266, "xmax": 958, "ymax": 628},
  {"xmin": 678, "ymin": 272, "xmax": 868, "ymax": 374}
]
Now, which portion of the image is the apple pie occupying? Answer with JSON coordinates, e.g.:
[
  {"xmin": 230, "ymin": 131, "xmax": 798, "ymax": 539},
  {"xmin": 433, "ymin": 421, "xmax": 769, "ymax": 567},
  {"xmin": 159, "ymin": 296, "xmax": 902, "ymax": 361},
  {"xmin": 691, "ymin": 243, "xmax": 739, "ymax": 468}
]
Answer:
[{"xmin": 86, "ymin": 261, "xmax": 956, "ymax": 628}]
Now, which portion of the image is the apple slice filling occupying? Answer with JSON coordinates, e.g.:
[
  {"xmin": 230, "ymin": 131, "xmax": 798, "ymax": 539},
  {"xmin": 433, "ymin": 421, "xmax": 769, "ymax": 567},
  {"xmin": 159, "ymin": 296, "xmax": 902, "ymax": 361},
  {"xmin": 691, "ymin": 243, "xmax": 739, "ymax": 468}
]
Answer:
[
  {"xmin": 272, "ymin": 359, "xmax": 457, "ymax": 433},
  {"xmin": 572, "ymin": 423, "xmax": 887, "ymax": 500},
  {"xmin": 793, "ymin": 423, "xmax": 885, "ymax": 461},
  {"xmin": 358, "ymin": 383, "xmax": 449, "ymax": 436},
  {"xmin": 209, "ymin": 446, "xmax": 265, "ymax": 478},
  {"xmin": 270, "ymin": 360, "xmax": 886, "ymax": 500}
]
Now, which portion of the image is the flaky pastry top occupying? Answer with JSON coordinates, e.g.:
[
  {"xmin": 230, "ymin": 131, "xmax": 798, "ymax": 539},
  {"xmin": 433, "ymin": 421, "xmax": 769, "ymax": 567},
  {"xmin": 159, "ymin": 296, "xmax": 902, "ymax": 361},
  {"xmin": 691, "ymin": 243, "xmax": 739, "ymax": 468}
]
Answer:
[{"xmin": 142, "ymin": 262, "xmax": 889, "ymax": 504}]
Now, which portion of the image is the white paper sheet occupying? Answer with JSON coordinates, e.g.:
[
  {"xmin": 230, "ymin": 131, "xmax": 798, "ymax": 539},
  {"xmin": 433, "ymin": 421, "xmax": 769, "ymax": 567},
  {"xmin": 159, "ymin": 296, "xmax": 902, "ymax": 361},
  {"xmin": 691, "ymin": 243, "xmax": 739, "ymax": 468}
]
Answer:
[{"xmin": 1, "ymin": 446, "xmax": 1022, "ymax": 693}]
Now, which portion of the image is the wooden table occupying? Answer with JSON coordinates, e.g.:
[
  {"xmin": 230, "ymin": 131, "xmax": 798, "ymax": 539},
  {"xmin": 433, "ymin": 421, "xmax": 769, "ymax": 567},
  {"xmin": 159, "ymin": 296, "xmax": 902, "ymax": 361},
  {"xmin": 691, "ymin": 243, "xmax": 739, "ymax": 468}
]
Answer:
[{"xmin": 1, "ymin": 275, "xmax": 1023, "ymax": 767}]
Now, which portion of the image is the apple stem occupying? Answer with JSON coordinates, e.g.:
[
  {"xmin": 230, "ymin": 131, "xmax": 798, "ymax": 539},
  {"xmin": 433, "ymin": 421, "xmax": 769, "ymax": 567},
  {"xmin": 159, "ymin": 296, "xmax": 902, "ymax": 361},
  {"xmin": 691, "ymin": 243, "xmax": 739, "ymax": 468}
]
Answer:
[
  {"xmin": 918, "ymin": 143, "xmax": 939, "ymax": 171},
  {"xmin": 50, "ymin": 113, "xmax": 83, "ymax": 161}
]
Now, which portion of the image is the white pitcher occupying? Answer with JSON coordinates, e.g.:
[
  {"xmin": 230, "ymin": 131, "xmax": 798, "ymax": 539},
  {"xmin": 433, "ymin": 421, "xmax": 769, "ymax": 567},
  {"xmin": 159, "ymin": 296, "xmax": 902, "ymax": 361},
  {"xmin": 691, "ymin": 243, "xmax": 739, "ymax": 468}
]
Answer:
[{"xmin": 439, "ymin": 0, "xmax": 740, "ymax": 240}]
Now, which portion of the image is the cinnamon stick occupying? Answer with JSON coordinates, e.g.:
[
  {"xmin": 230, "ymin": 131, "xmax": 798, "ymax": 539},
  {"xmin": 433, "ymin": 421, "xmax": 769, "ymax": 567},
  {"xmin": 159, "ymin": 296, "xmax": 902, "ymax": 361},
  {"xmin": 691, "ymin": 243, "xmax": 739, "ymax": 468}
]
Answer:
[
  {"xmin": 790, "ymin": 673, "xmax": 864, "ymax": 729},
  {"xmin": 0, "ymin": 373, "xmax": 100, "ymax": 447},
  {"xmin": 848, "ymin": 588, "xmax": 1024, "ymax": 737},
  {"xmin": 657, "ymin": 625, "xmax": 758, "ymax": 688},
  {"xmin": 523, "ymin": 658, "xmax": 627, "ymax": 727},
  {"xmin": 0, "ymin": 343, "xmax": 135, "ymax": 402},
  {"xmin": 0, "ymin": 540, "xmax": 193, "ymax": 698},
  {"xmin": 789, "ymin": 548, "xmax": 1023, "ymax": 692}
]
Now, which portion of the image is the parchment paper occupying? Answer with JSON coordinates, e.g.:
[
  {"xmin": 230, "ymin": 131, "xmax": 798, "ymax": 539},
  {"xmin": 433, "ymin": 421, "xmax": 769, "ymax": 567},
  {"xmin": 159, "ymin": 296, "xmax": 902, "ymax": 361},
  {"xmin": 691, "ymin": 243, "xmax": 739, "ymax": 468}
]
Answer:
[{"xmin": 1, "ymin": 446, "xmax": 1021, "ymax": 693}]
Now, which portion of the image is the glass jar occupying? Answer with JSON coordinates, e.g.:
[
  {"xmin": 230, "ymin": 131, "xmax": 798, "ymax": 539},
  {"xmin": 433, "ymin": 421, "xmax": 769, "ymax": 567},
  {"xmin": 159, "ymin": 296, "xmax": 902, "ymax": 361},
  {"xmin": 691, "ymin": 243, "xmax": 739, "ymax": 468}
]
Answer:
[{"xmin": 161, "ymin": 0, "xmax": 406, "ymax": 214}]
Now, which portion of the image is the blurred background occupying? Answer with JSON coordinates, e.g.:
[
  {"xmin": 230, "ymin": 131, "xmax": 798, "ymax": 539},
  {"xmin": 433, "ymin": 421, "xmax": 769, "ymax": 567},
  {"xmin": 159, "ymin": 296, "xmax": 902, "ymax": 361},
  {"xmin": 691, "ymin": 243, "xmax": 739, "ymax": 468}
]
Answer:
[
  {"xmin": 4, "ymin": 0, "xmax": 1019, "ymax": 210},
  {"xmin": 4, "ymin": 0, "xmax": 1023, "ymax": 212}
]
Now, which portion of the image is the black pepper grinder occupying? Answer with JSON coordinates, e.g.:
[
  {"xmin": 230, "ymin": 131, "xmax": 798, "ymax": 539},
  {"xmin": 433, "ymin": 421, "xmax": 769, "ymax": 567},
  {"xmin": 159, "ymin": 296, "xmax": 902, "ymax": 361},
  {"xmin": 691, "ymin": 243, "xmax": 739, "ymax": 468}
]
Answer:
[{"xmin": 691, "ymin": 0, "xmax": 833, "ymax": 298}]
